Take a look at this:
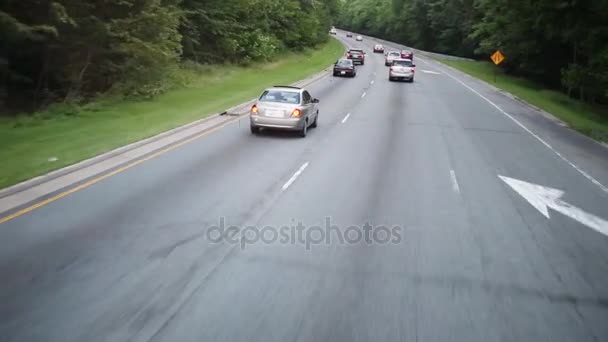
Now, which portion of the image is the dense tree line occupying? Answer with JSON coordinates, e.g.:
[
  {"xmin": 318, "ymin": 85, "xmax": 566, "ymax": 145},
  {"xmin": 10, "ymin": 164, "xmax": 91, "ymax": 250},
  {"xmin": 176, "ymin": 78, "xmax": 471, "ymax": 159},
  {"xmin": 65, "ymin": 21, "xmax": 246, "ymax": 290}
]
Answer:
[
  {"xmin": 0, "ymin": 0, "xmax": 337, "ymax": 113},
  {"xmin": 337, "ymin": 0, "xmax": 608, "ymax": 104}
]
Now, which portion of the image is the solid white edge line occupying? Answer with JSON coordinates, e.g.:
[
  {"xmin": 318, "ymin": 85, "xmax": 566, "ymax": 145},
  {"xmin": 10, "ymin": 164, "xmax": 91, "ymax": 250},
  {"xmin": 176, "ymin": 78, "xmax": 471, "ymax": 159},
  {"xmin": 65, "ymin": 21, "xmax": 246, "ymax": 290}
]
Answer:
[
  {"xmin": 450, "ymin": 170, "xmax": 461, "ymax": 194},
  {"xmin": 361, "ymin": 92, "xmax": 366, "ymax": 98},
  {"xmin": 342, "ymin": 113, "xmax": 351, "ymax": 123},
  {"xmin": 429, "ymin": 59, "xmax": 608, "ymax": 194},
  {"xmin": 282, "ymin": 162, "xmax": 309, "ymax": 191}
]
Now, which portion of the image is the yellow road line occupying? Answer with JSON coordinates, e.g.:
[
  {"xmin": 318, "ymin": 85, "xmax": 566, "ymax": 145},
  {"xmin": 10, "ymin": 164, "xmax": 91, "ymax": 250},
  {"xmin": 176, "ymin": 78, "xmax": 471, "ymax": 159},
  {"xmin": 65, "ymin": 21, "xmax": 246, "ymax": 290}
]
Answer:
[{"xmin": 0, "ymin": 119, "xmax": 238, "ymax": 225}]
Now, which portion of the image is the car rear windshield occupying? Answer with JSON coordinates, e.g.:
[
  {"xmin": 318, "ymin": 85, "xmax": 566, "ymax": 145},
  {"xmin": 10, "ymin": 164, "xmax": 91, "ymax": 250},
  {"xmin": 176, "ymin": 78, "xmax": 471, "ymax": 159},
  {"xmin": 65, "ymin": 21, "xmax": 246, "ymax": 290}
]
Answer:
[
  {"xmin": 259, "ymin": 90, "xmax": 300, "ymax": 104},
  {"xmin": 393, "ymin": 60, "xmax": 413, "ymax": 66},
  {"xmin": 388, "ymin": 52, "xmax": 400, "ymax": 56},
  {"xmin": 337, "ymin": 59, "xmax": 353, "ymax": 66}
]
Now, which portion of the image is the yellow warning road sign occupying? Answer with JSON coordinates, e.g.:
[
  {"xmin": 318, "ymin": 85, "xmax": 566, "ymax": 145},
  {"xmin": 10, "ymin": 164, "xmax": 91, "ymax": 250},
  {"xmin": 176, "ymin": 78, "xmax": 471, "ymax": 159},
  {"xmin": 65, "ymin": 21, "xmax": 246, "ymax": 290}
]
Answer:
[{"xmin": 491, "ymin": 50, "xmax": 505, "ymax": 65}]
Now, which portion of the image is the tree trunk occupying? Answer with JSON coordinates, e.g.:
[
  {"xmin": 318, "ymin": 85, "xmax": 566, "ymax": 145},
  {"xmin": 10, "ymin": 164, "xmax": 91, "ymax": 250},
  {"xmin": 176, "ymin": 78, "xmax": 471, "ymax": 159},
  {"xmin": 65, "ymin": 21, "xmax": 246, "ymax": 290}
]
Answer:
[{"xmin": 65, "ymin": 49, "xmax": 92, "ymax": 102}]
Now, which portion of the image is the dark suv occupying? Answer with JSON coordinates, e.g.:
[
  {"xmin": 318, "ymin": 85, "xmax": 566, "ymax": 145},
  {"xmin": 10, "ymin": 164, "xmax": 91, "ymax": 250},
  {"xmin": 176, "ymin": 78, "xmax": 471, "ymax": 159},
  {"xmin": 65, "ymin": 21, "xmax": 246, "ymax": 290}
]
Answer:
[{"xmin": 346, "ymin": 49, "xmax": 365, "ymax": 65}]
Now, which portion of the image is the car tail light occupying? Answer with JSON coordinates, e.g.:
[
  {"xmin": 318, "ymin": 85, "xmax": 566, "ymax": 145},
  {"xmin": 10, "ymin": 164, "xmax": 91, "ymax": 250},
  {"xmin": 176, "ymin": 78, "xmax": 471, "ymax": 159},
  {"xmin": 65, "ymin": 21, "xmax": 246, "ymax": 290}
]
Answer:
[
  {"xmin": 291, "ymin": 108, "xmax": 302, "ymax": 118},
  {"xmin": 411, "ymin": 67, "xmax": 415, "ymax": 73},
  {"xmin": 250, "ymin": 104, "xmax": 258, "ymax": 114}
]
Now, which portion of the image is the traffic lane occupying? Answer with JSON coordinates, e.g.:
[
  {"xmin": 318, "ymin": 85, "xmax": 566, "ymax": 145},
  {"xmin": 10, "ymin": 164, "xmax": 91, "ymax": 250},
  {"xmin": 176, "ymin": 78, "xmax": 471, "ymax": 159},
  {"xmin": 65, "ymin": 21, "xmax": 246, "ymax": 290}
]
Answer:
[
  {"xmin": 147, "ymin": 56, "xmax": 438, "ymax": 342},
  {"xmin": 153, "ymin": 49, "xmax": 602, "ymax": 341},
  {"xmin": 145, "ymin": 55, "xmax": 506, "ymax": 341},
  {"xmin": 0, "ymin": 52, "xmax": 377, "ymax": 342},
  {"xmin": 374, "ymin": 40, "xmax": 608, "ymax": 335},
  {"xmin": 404, "ymin": 55, "xmax": 608, "ymax": 295}
]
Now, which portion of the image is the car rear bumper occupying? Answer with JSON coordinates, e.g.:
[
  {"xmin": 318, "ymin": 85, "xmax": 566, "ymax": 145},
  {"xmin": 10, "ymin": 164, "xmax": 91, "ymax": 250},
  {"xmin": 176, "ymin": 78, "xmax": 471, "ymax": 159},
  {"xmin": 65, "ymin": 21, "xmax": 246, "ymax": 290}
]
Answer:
[
  {"xmin": 250, "ymin": 116, "xmax": 304, "ymax": 130},
  {"xmin": 389, "ymin": 71, "xmax": 414, "ymax": 79},
  {"xmin": 334, "ymin": 69, "xmax": 355, "ymax": 76}
]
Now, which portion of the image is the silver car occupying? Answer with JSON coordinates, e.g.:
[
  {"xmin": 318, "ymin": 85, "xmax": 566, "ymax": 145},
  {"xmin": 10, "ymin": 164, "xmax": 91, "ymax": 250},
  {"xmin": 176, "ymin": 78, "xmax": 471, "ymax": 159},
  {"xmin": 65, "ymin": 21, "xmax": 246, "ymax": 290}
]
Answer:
[
  {"xmin": 250, "ymin": 86, "xmax": 319, "ymax": 137},
  {"xmin": 356, "ymin": 35, "xmax": 363, "ymax": 41},
  {"xmin": 388, "ymin": 58, "xmax": 416, "ymax": 82},
  {"xmin": 384, "ymin": 51, "xmax": 400, "ymax": 66}
]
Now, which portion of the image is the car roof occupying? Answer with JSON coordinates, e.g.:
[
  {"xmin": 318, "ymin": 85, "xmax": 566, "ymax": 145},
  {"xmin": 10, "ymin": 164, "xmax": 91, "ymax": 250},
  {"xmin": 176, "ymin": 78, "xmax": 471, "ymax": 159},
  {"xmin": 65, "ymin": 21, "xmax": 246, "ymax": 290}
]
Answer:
[
  {"xmin": 349, "ymin": 48, "xmax": 363, "ymax": 51},
  {"xmin": 387, "ymin": 51, "xmax": 400, "ymax": 54},
  {"xmin": 393, "ymin": 58, "xmax": 413, "ymax": 62}
]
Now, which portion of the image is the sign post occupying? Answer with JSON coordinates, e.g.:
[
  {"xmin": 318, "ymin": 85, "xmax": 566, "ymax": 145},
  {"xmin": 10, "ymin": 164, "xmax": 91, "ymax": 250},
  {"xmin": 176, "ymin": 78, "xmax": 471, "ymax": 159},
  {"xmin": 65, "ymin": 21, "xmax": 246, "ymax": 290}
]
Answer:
[{"xmin": 490, "ymin": 50, "xmax": 505, "ymax": 83}]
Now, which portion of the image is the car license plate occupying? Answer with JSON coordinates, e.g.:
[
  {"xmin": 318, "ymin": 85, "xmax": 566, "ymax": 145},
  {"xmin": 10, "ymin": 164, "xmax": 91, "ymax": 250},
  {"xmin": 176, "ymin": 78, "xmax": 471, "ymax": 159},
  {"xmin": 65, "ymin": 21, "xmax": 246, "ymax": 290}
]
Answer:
[
  {"xmin": 340, "ymin": 71, "xmax": 346, "ymax": 75},
  {"xmin": 265, "ymin": 109, "xmax": 283, "ymax": 117}
]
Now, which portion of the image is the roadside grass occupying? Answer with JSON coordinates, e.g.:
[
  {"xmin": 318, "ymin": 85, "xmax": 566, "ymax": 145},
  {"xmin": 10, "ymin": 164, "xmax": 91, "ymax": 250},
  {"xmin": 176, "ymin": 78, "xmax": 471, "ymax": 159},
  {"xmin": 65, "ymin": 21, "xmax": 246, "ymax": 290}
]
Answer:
[
  {"xmin": 0, "ymin": 38, "xmax": 344, "ymax": 189},
  {"xmin": 438, "ymin": 59, "xmax": 608, "ymax": 142}
]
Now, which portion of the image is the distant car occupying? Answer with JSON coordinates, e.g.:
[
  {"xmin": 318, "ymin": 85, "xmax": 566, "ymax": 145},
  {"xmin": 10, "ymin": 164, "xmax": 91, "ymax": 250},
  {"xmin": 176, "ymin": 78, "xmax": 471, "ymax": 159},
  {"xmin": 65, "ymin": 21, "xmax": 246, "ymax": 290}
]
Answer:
[
  {"xmin": 373, "ymin": 44, "xmax": 384, "ymax": 53},
  {"xmin": 329, "ymin": 28, "xmax": 337, "ymax": 35},
  {"xmin": 346, "ymin": 48, "xmax": 365, "ymax": 65},
  {"xmin": 333, "ymin": 58, "xmax": 356, "ymax": 77},
  {"xmin": 250, "ymin": 86, "xmax": 319, "ymax": 137},
  {"xmin": 400, "ymin": 50, "xmax": 414, "ymax": 60},
  {"xmin": 356, "ymin": 35, "xmax": 363, "ymax": 41},
  {"xmin": 385, "ymin": 51, "xmax": 400, "ymax": 66},
  {"xmin": 388, "ymin": 58, "xmax": 415, "ymax": 82},
  {"xmin": 346, "ymin": 32, "xmax": 353, "ymax": 38}
]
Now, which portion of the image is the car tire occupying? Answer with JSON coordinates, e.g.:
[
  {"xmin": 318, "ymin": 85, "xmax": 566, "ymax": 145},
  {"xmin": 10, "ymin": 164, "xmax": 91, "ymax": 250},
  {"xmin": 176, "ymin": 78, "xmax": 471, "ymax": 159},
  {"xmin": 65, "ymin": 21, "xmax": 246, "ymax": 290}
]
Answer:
[
  {"xmin": 251, "ymin": 126, "xmax": 260, "ymax": 134},
  {"xmin": 299, "ymin": 120, "xmax": 308, "ymax": 138},
  {"xmin": 311, "ymin": 111, "xmax": 318, "ymax": 128},
  {"xmin": 409, "ymin": 78, "xmax": 414, "ymax": 83},
  {"xmin": 388, "ymin": 77, "xmax": 393, "ymax": 82}
]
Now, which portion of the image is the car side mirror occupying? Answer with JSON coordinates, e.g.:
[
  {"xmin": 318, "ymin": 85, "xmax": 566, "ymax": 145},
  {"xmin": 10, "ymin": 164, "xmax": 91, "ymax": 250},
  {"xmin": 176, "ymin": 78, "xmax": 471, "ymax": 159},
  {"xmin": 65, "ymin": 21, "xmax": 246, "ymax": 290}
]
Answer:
[
  {"xmin": 412, "ymin": 64, "xmax": 416, "ymax": 67},
  {"xmin": 312, "ymin": 98, "xmax": 320, "ymax": 103}
]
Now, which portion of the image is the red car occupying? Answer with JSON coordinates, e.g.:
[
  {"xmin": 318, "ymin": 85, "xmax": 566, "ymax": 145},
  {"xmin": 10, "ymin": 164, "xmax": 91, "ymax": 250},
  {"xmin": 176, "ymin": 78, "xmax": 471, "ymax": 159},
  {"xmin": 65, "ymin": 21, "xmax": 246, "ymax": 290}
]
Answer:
[
  {"xmin": 400, "ymin": 50, "xmax": 414, "ymax": 60},
  {"xmin": 346, "ymin": 48, "xmax": 365, "ymax": 65},
  {"xmin": 373, "ymin": 44, "xmax": 385, "ymax": 53}
]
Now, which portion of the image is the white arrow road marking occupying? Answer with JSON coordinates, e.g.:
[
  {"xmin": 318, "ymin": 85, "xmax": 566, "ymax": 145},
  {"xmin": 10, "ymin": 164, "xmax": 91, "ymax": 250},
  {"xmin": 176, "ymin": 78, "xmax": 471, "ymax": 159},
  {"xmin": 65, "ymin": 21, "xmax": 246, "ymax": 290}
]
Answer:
[
  {"xmin": 500, "ymin": 175, "xmax": 608, "ymax": 237},
  {"xmin": 282, "ymin": 162, "xmax": 309, "ymax": 191},
  {"xmin": 361, "ymin": 92, "xmax": 366, "ymax": 98},
  {"xmin": 421, "ymin": 70, "xmax": 441, "ymax": 75}
]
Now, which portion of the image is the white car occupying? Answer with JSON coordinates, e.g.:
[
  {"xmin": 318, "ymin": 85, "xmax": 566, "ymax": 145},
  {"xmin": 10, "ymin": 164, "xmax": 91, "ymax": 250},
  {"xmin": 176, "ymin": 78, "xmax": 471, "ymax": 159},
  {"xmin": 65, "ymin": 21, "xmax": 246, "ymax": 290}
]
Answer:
[
  {"xmin": 356, "ymin": 35, "xmax": 363, "ymax": 41},
  {"xmin": 384, "ymin": 51, "xmax": 400, "ymax": 66},
  {"xmin": 329, "ymin": 28, "xmax": 337, "ymax": 35},
  {"xmin": 388, "ymin": 58, "xmax": 416, "ymax": 82}
]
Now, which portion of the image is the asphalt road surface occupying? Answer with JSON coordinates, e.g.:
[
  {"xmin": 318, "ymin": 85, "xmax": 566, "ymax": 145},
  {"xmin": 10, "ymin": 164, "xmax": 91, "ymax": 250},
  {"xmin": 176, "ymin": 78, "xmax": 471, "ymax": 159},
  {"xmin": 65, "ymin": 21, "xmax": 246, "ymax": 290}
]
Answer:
[{"xmin": 1, "ymin": 33, "xmax": 608, "ymax": 342}]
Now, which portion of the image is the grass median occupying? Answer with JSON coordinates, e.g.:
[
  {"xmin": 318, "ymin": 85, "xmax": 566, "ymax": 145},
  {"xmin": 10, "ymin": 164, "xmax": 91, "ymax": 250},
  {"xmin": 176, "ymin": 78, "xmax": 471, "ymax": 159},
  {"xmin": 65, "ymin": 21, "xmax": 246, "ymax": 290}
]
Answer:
[
  {"xmin": 0, "ymin": 38, "xmax": 344, "ymax": 189},
  {"xmin": 438, "ymin": 59, "xmax": 608, "ymax": 142}
]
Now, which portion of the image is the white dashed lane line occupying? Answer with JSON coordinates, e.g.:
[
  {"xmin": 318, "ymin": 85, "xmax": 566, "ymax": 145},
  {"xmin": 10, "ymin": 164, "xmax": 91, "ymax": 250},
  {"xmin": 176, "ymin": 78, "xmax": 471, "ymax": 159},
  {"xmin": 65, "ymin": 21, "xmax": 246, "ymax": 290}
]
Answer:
[
  {"xmin": 282, "ymin": 162, "xmax": 309, "ymax": 191},
  {"xmin": 342, "ymin": 113, "xmax": 351, "ymax": 123}
]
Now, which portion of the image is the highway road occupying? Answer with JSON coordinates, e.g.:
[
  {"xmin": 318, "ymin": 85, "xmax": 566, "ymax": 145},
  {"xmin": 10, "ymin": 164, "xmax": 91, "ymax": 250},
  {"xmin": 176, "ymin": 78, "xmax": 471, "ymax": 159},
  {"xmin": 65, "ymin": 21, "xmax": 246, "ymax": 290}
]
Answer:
[{"xmin": 1, "ymin": 33, "xmax": 608, "ymax": 342}]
